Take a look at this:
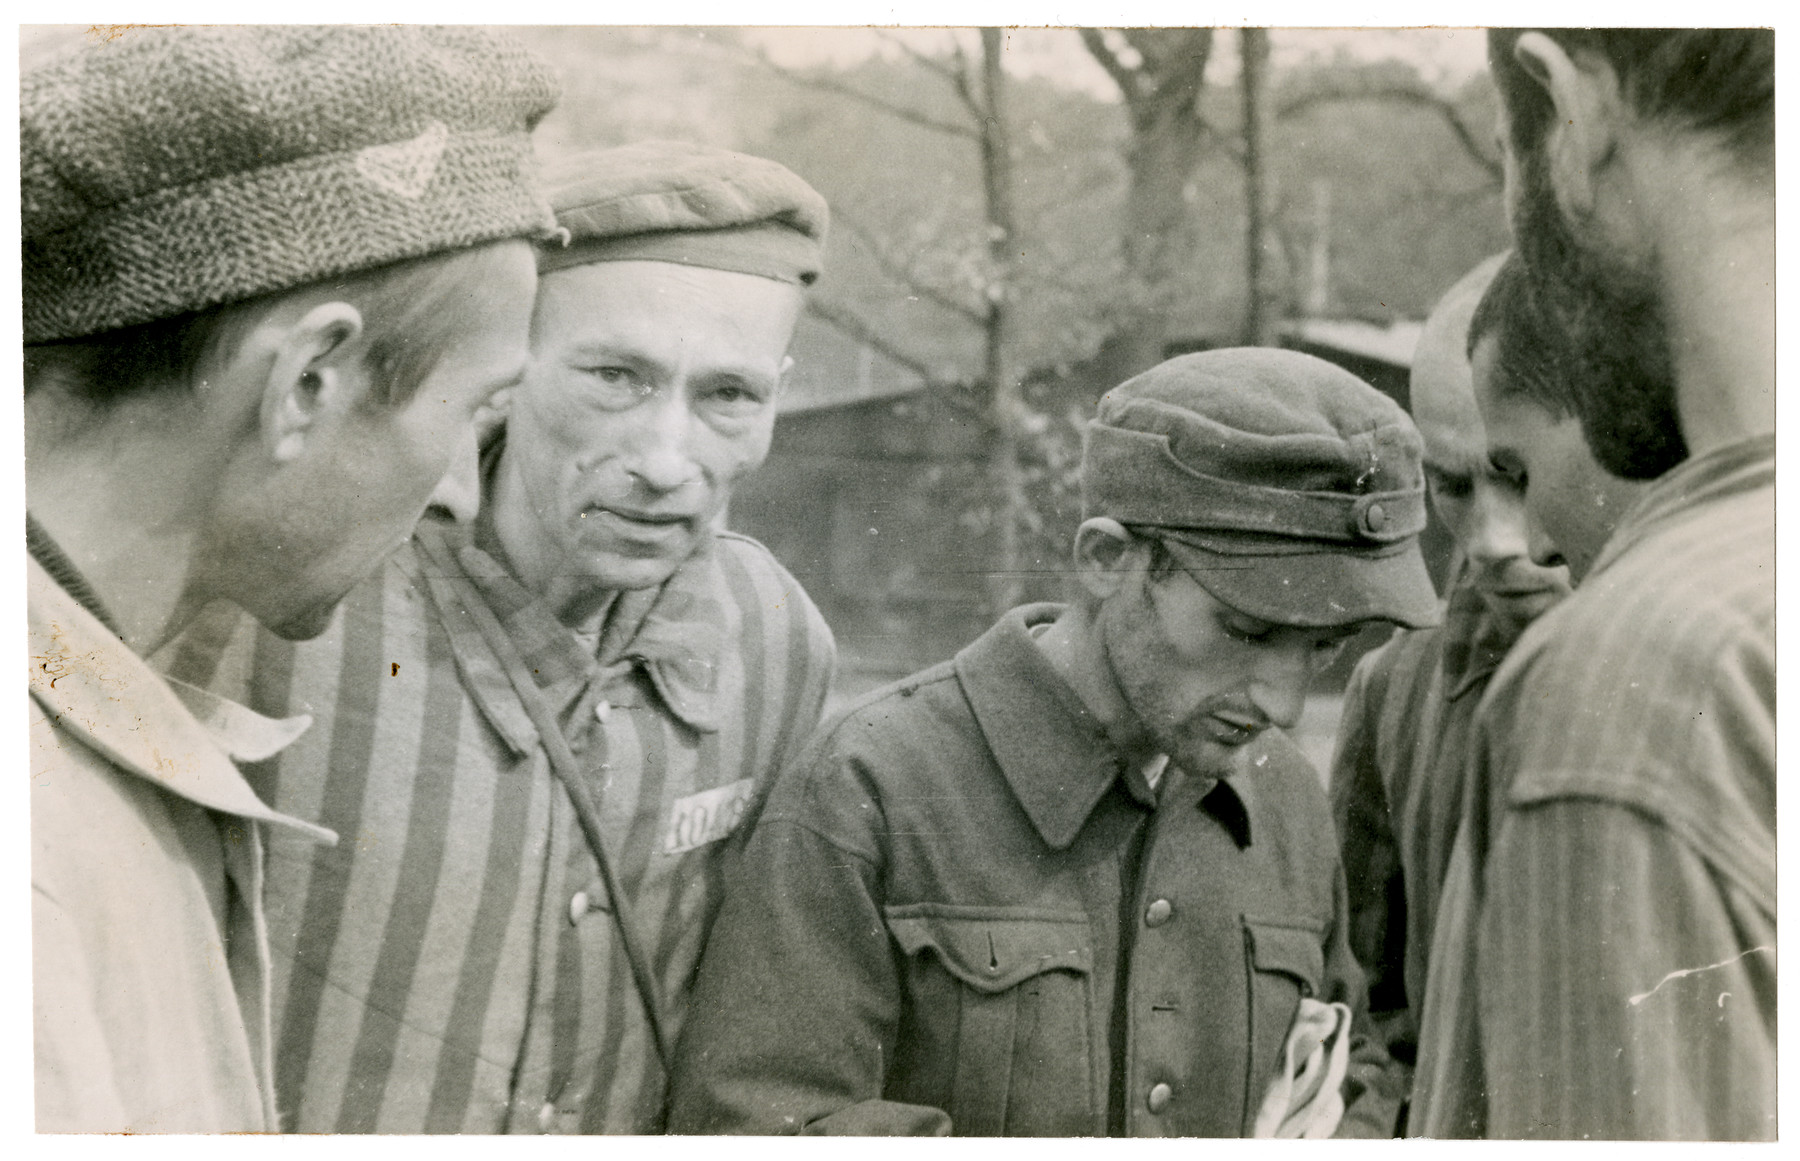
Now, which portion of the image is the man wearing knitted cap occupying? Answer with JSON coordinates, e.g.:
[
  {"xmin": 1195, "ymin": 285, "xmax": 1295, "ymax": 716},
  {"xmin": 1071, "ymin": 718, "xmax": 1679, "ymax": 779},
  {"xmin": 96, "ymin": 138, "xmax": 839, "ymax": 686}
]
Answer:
[
  {"xmin": 25, "ymin": 25, "xmax": 558, "ymax": 1133},
  {"xmin": 165, "ymin": 140, "xmax": 835, "ymax": 1133},
  {"xmin": 669, "ymin": 349, "xmax": 1428, "ymax": 1137}
]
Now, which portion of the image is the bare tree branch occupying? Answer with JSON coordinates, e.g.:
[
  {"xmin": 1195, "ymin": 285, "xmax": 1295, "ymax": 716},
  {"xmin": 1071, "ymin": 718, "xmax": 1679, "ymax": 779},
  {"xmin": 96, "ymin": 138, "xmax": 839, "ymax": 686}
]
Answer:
[
  {"xmin": 805, "ymin": 298, "xmax": 944, "ymax": 383},
  {"xmin": 1277, "ymin": 84, "xmax": 1502, "ymax": 181},
  {"xmin": 1077, "ymin": 28, "xmax": 1142, "ymax": 102},
  {"xmin": 833, "ymin": 213, "xmax": 988, "ymax": 325},
  {"xmin": 878, "ymin": 29, "xmax": 985, "ymax": 120},
  {"xmin": 1120, "ymin": 27, "xmax": 1213, "ymax": 109},
  {"xmin": 739, "ymin": 43, "xmax": 978, "ymax": 140},
  {"xmin": 946, "ymin": 34, "xmax": 981, "ymax": 114},
  {"xmin": 874, "ymin": 30, "xmax": 965, "ymax": 92}
]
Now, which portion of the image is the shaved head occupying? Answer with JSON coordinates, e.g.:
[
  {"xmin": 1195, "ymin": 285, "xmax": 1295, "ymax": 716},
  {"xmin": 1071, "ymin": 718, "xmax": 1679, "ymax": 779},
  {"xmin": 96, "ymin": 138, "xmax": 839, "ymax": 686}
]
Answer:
[
  {"xmin": 1411, "ymin": 252, "xmax": 1571, "ymax": 628},
  {"xmin": 1411, "ymin": 252, "xmax": 1505, "ymax": 460}
]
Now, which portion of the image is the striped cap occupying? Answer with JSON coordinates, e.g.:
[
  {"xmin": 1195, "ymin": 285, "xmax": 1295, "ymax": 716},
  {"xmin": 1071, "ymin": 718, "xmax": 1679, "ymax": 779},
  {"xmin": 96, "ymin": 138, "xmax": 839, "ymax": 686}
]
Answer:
[
  {"xmin": 22, "ymin": 25, "xmax": 560, "ymax": 343},
  {"xmin": 536, "ymin": 140, "xmax": 828, "ymax": 286}
]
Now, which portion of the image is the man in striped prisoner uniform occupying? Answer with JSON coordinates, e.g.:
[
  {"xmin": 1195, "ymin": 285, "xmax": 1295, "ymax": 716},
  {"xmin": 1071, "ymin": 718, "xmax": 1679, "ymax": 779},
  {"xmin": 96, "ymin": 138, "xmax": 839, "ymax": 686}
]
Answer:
[
  {"xmin": 165, "ymin": 141, "xmax": 836, "ymax": 1133},
  {"xmin": 1409, "ymin": 30, "xmax": 1774, "ymax": 1139},
  {"xmin": 1327, "ymin": 254, "xmax": 1574, "ymax": 1117}
]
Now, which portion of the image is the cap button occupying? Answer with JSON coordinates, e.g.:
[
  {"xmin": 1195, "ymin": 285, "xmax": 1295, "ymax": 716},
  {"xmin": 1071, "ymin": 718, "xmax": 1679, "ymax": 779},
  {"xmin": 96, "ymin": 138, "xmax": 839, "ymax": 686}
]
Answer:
[{"xmin": 1364, "ymin": 501, "xmax": 1388, "ymax": 532}]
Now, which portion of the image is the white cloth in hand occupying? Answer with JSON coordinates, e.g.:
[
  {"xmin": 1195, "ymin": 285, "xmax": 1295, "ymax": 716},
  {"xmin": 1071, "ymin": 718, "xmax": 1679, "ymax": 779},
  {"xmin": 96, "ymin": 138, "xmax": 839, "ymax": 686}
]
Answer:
[{"xmin": 1251, "ymin": 998, "xmax": 1353, "ymax": 1138}]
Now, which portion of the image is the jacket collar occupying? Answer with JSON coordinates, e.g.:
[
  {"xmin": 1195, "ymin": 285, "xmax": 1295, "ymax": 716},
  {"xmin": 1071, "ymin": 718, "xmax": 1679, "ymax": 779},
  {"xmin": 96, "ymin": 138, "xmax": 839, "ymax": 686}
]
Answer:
[
  {"xmin": 27, "ymin": 558, "xmax": 333, "ymax": 843},
  {"xmin": 411, "ymin": 512, "xmax": 725, "ymax": 759},
  {"xmin": 1590, "ymin": 431, "xmax": 1774, "ymax": 578},
  {"xmin": 26, "ymin": 514, "xmax": 122, "ymax": 639},
  {"xmin": 955, "ymin": 603, "xmax": 1252, "ymax": 852}
]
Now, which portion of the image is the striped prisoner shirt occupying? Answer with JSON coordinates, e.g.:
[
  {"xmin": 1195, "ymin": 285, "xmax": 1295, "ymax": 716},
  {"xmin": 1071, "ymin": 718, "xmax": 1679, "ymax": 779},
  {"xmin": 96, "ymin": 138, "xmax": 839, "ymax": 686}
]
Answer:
[
  {"xmin": 1329, "ymin": 558, "xmax": 1525, "ymax": 1084},
  {"xmin": 1412, "ymin": 434, "xmax": 1774, "ymax": 1140},
  {"xmin": 163, "ymin": 512, "xmax": 834, "ymax": 1133}
]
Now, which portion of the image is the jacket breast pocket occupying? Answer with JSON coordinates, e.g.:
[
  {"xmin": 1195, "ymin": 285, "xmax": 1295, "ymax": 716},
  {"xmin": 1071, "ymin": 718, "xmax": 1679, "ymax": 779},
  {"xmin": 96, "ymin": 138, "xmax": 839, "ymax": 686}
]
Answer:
[
  {"xmin": 884, "ymin": 904, "xmax": 1095, "ymax": 1137},
  {"xmin": 1242, "ymin": 915, "xmax": 1327, "ymax": 1105}
]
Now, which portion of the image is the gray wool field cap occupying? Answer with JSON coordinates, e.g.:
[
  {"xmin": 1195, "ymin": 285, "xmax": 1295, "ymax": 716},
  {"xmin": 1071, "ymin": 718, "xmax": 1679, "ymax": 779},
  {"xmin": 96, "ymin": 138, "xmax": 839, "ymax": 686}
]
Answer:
[
  {"xmin": 1083, "ymin": 348, "xmax": 1441, "ymax": 629},
  {"xmin": 537, "ymin": 140, "xmax": 828, "ymax": 286},
  {"xmin": 22, "ymin": 25, "xmax": 560, "ymax": 344}
]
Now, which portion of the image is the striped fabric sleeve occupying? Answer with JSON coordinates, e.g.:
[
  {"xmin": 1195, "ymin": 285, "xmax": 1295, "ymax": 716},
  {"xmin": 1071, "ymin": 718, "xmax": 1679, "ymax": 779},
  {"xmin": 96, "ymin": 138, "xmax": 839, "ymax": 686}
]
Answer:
[
  {"xmin": 712, "ymin": 533, "xmax": 836, "ymax": 815},
  {"xmin": 1477, "ymin": 797, "xmax": 1777, "ymax": 1141},
  {"xmin": 1326, "ymin": 647, "xmax": 1409, "ymax": 1055}
]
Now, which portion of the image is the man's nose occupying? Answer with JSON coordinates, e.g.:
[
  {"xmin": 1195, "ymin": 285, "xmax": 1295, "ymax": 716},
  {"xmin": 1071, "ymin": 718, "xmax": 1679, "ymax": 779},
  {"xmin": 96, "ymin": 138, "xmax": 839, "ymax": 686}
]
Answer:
[
  {"xmin": 624, "ymin": 391, "xmax": 702, "ymax": 494},
  {"xmin": 1463, "ymin": 479, "xmax": 1530, "ymax": 568},
  {"xmin": 426, "ymin": 428, "xmax": 482, "ymax": 523},
  {"xmin": 1526, "ymin": 514, "xmax": 1565, "ymax": 570},
  {"xmin": 1247, "ymin": 640, "xmax": 1314, "ymax": 731}
]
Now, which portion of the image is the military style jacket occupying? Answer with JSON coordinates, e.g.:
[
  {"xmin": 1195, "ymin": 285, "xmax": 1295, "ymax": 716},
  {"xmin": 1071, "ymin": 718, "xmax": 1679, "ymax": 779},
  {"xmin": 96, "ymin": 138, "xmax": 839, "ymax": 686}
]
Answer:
[{"xmin": 669, "ymin": 604, "xmax": 1402, "ymax": 1137}]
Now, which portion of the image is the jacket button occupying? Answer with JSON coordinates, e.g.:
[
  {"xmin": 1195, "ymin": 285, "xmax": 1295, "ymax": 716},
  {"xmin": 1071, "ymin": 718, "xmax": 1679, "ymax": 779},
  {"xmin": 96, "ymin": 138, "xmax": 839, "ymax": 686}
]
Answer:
[
  {"xmin": 1146, "ymin": 1082, "xmax": 1172, "ymax": 1114},
  {"xmin": 1145, "ymin": 898, "xmax": 1173, "ymax": 927},
  {"xmin": 538, "ymin": 1101, "xmax": 557, "ymax": 1131},
  {"xmin": 569, "ymin": 891, "xmax": 590, "ymax": 924}
]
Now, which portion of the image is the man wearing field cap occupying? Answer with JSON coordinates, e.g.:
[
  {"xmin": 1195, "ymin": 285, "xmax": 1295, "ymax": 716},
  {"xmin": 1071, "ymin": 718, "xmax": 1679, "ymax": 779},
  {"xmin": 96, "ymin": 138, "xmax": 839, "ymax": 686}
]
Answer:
[
  {"xmin": 25, "ymin": 25, "xmax": 557, "ymax": 1133},
  {"xmin": 165, "ymin": 140, "xmax": 835, "ymax": 1133},
  {"xmin": 669, "ymin": 348, "xmax": 1428, "ymax": 1137}
]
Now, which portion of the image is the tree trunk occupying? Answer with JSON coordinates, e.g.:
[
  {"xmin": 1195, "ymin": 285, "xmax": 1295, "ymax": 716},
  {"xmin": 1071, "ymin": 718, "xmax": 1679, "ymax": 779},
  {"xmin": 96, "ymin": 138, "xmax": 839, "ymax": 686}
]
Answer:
[
  {"xmin": 1080, "ymin": 28, "xmax": 1217, "ymax": 382},
  {"xmin": 1240, "ymin": 27, "xmax": 1279, "ymax": 346},
  {"xmin": 979, "ymin": 27, "xmax": 1027, "ymax": 616}
]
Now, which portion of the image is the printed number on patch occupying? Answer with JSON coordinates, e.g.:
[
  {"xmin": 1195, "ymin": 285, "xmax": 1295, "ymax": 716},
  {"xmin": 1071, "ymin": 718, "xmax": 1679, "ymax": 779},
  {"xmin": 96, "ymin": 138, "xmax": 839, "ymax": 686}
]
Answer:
[{"xmin": 662, "ymin": 778, "xmax": 755, "ymax": 855}]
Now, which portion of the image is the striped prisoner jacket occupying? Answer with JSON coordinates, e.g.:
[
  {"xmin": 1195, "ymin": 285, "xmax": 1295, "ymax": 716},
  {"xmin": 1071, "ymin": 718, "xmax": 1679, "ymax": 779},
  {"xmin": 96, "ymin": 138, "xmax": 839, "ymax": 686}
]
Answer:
[{"xmin": 162, "ymin": 512, "xmax": 834, "ymax": 1133}]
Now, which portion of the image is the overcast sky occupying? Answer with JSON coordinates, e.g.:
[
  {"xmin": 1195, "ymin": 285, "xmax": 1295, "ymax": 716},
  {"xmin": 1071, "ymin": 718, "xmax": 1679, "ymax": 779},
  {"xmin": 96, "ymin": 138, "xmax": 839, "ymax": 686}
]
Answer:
[
  {"xmin": 742, "ymin": 26, "xmax": 1491, "ymax": 97},
  {"xmin": 20, "ymin": 22, "xmax": 1489, "ymax": 93}
]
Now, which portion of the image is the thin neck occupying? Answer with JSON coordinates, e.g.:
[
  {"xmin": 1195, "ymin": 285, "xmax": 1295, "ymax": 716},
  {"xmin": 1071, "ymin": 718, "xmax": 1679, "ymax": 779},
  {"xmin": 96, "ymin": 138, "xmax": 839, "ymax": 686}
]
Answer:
[
  {"xmin": 1652, "ymin": 167, "xmax": 1775, "ymax": 459},
  {"xmin": 1033, "ymin": 604, "xmax": 1156, "ymax": 765},
  {"xmin": 25, "ymin": 421, "xmax": 210, "ymax": 655}
]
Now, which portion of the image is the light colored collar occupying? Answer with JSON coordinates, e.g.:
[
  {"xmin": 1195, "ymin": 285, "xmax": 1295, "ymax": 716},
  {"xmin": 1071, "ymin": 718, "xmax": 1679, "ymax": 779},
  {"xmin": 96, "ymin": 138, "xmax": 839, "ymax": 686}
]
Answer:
[{"xmin": 28, "ymin": 558, "xmax": 335, "ymax": 844}]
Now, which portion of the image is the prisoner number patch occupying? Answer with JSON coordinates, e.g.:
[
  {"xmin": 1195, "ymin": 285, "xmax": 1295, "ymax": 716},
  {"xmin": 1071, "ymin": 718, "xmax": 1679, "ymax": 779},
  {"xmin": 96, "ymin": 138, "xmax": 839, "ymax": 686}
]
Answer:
[{"xmin": 663, "ymin": 778, "xmax": 755, "ymax": 855}]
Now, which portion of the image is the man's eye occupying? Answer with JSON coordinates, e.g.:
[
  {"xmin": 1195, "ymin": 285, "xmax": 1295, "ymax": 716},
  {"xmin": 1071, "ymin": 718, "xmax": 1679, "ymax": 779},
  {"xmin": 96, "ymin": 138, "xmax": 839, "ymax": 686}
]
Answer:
[
  {"xmin": 580, "ymin": 366, "xmax": 653, "ymax": 399},
  {"xmin": 1316, "ymin": 635, "xmax": 1352, "ymax": 657},
  {"xmin": 1488, "ymin": 457, "xmax": 1527, "ymax": 488},
  {"xmin": 707, "ymin": 382, "xmax": 768, "ymax": 408},
  {"xmin": 1220, "ymin": 618, "xmax": 1273, "ymax": 644}
]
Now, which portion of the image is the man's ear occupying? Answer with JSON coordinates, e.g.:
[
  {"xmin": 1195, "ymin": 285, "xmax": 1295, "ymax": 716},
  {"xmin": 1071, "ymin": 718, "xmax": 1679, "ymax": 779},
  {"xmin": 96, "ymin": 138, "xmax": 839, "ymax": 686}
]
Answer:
[
  {"xmin": 1072, "ymin": 516, "xmax": 1145, "ymax": 601},
  {"xmin": 773, "ymin": 354, "xmax": 795, "ymax": 400},
  {"xmin": 1511, "ymin": 31, "xmax": 1624, "ymax": 222},
  {"xmin": 261, "ymin": 302, "xmax": 367, "ymax": 463}
]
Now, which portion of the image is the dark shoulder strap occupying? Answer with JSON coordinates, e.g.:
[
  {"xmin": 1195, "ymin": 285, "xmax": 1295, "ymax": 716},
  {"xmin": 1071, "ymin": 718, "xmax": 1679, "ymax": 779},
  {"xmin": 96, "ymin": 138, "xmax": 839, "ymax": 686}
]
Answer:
[{"xmin": 413, "ymin": 531, "xmax": 674, "ymax": 1076}]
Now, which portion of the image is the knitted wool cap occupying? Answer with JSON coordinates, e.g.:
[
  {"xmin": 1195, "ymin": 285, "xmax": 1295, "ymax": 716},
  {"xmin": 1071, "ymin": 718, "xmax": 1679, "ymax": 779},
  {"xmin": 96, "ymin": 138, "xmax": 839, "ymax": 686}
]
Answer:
[
  {"xmin": 22, "ymin": 25, "xmax": 561, "ymax": 343},
  {"xmin": 1082, "ymin": 348, "xmax": 1441, "ymax": 629},
  {"xmin": 537, "ymin": 140, "xmax": 828, "ymax": 285}
]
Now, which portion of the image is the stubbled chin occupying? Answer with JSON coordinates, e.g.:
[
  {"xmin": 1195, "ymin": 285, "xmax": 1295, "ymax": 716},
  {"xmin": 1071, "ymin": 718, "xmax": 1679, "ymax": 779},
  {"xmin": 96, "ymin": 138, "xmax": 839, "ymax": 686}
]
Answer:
[{"xmin": 562, "ymin": 548, "xmax": 688, "ymax": 593}]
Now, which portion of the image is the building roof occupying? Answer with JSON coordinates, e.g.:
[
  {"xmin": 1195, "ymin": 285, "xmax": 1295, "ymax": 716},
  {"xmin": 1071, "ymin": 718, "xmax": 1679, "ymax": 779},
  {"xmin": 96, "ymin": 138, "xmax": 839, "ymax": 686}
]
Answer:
[
  {"xmin": 780, "ymin": 314, "xmax": 1427, "ymax": 418},
  {"xmin": 1279, "ymin": 317, "xmax": 1424, "ymax": 369}
]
